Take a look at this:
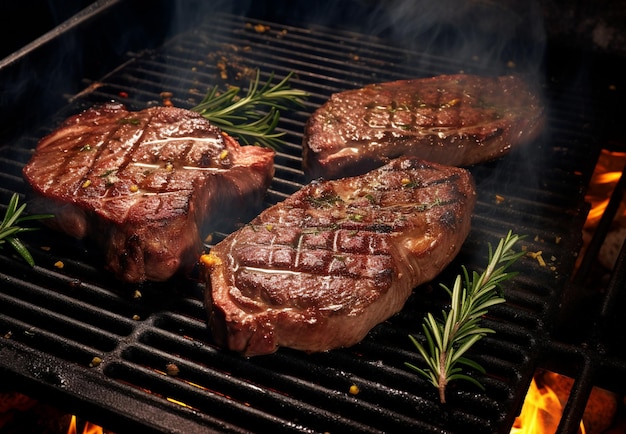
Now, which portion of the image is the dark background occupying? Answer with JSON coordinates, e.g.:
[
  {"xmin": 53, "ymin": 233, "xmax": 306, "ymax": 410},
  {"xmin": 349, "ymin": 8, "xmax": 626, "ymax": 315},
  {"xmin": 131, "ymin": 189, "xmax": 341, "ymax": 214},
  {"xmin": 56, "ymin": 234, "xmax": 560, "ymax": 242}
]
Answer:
[
  {"xmin": 1, "ymin": 1, "xmax": 94, "ymax": 59},
  {"xmin": 3, "ymin": 0, "xmax": 625, "ymax": 59},
  {"xmin": 1, "ymin": 0, "xmax": 624, "ymax": 147}
]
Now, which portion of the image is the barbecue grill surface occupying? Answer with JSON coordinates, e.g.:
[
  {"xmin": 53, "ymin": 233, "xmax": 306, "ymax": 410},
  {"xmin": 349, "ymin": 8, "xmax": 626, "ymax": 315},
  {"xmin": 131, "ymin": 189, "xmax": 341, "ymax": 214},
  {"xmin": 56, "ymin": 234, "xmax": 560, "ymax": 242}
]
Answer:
[{"xmin": 0, "ymin": 1, "xmax": 601, "ymax": 433}]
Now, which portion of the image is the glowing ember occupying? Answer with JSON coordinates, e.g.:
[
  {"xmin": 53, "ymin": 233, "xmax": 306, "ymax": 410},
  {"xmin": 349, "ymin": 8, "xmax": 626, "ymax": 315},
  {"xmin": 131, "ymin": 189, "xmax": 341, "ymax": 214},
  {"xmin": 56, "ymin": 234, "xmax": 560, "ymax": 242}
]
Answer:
[
  {"xmin": 511, "ymin": 375, "xmax": 585, "ymax": 434},
  {"xmin": 67, "ymin": 415, "xmax": 104, "ymax": 434}
]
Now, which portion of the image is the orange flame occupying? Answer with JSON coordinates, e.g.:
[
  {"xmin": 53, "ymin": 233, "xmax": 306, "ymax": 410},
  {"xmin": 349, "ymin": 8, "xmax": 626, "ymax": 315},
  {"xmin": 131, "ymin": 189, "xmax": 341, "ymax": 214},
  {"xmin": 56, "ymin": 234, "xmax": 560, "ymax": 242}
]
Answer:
[
  {"xmin": 67, "ymin": 415, "xmax": 104, "ymax": 434},
  {"xmin": 595, "ymin": 171, "xmax": 622, "ymax": 185},
  {"xmin": 511, "ymin": 375, "xmax": 585, "ymax": 434},
  {"xmin": 584, "ymin": 150, "xmax": 626, "ymax": 229},
  {"xmin": 586, "ymin": 198, "xmax": 610, "ymax": 224}
]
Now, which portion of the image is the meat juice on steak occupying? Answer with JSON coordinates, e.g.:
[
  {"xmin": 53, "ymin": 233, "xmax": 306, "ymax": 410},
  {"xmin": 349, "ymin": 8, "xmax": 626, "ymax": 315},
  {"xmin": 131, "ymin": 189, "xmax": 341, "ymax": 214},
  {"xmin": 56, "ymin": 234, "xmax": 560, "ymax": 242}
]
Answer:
[
  {"xmin": 23, "ymin": 103, "xmax": 275, "ymax": 283},
  {"xmin": 303, "ymin": 74, "xmax": 544, "ymax": 180},
  {"xmin": 201, "ymin": 157, "xmax": 476, "ymax": 356}
]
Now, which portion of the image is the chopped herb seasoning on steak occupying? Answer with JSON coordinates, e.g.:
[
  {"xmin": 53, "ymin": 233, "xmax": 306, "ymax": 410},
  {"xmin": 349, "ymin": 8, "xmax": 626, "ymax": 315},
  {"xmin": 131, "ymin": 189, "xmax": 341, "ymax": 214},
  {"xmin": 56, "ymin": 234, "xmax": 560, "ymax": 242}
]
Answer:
[
  {"xmin": 303, "ymin": 74, "xmax": 544, "ymax": 180},
  {"xmin": 201, "ymin": 157, "xmax": 476, "ymax": 356},
  {"xmin": 23, "ymin": 103, "xmax": 275, "ymax": 283}
]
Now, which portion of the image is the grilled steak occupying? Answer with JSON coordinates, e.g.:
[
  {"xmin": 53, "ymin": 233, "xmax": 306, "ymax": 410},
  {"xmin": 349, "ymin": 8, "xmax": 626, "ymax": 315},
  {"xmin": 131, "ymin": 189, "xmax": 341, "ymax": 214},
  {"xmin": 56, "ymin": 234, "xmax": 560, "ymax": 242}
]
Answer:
[
  {"xmin": 23, "ymin": 103, "xmax": 275, "ymax": 283},
  {"xmin": 201, "ymin": 157, "xmax": 476, "ymax": 356},
  {"xmin": 303, "ymin": 74, "xmax": 544, "ymax": 180}
]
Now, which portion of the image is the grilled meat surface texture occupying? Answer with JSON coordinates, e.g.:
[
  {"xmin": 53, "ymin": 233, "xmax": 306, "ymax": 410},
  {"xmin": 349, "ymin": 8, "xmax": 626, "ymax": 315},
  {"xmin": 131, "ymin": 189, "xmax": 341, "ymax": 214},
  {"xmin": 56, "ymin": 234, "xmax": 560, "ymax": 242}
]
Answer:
[
  {"xmin": 303, "ymin": 74, "xmax": 544, "ymax": 180},
  {"xmin": 23, "ymin": 103, "xmax": 275, "ymax": 283},
  {"xmin": 201, "ymin": 157, "xmax": 476, "ymax": 356}
]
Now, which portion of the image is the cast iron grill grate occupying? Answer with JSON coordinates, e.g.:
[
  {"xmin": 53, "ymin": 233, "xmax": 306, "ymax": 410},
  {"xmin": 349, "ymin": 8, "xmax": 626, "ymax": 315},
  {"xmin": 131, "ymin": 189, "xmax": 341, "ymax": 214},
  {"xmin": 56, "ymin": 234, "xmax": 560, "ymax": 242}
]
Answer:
[{"xmin": 0, "ymin": 10, "xmax": 600, "ymax": 434}]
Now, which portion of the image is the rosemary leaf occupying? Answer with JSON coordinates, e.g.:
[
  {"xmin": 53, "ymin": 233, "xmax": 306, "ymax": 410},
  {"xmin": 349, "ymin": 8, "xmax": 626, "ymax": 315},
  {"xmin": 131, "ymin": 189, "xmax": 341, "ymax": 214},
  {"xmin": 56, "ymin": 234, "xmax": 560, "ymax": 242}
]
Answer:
[
  {"xmin": 0, "ymin": 193, "xmax": 54, "ymax": 266},
  {"xmin": 191, "ymin": 69, "xmax": 308, "ymax": 149},
  {"xmin": 405, "ymin": 231, "xmax": 524, "ymax": 404},
  {"xmin": 7, "ymin": 236, "xmax": 36, "ymax": 267}
]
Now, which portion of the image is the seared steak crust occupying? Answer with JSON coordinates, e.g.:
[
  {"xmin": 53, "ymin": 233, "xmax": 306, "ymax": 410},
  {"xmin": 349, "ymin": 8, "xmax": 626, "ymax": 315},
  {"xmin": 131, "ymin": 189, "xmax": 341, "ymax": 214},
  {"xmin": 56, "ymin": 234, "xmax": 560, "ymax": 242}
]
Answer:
[
  {"xmin": 303, "ymin": 74, "xmax": 544, "ymax": 180},
  {"xmin": 23, "ymin": 103, "xmax": 275, "ymax": 282},
  {"xmin": 202, "ymin": 157, "xmax": 476, "ymax": 356}
]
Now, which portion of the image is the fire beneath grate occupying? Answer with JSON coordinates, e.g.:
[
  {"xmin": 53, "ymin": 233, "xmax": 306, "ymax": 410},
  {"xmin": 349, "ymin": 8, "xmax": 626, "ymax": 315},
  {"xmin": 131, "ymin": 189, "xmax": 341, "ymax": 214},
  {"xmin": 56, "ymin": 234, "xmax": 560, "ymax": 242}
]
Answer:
[
  {"xmin": 510, "ymin": 147, "xmax": 626, "ymax": 433},
  {"xmin": 0, "ymin": 7, "xmax": 607, "ymax": 434}
]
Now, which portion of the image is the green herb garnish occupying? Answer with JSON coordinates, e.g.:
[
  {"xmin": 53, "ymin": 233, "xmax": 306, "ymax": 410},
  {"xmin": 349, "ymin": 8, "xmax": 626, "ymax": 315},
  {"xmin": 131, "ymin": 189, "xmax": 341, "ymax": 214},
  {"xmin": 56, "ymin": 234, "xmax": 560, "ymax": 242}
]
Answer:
[
  {"xmin": 0, "ymin": 193, "xmax": 54, "ymax": 266},
  {"xmin": 191, "ymin": 69, "xmax": 308, "ymax": 149},
  {"xmin": 405, "ymin": 231, "xmax": 524, "ymax": 404},
  {"xmin": 118, "ymin": 118, "xmax": 140, "ymax": 126},
  {"xmin": 99, "ymin": 169, "xmax": 117, "ymax": 178},
  {"xmin": 307, "ymin": 193, "xmax": 344, "ymax": 208}
]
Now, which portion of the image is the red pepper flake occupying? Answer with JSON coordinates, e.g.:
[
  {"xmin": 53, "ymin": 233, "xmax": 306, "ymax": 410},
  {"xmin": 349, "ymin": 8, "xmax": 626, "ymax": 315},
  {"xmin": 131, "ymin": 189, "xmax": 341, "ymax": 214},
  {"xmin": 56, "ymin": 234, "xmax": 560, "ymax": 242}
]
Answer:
[
  {"xmin": 160, "ymin": 91, "xmax": 173, "ymax": 107},
  {"xmin": 118, "ymin": 91, "xmax": 129, "ymax": 98},
  {"xmin": 166, "ymin": 363, "xmax": 180, "ymax": 376}
]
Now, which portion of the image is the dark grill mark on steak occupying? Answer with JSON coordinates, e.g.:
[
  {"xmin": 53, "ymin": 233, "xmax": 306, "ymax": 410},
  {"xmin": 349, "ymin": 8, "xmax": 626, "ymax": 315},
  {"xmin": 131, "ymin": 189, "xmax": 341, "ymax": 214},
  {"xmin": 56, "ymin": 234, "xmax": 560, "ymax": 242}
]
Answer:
[
  {"xmin": 23, "ymin": 102, "xmax": 275, "ymax": 283},
  {"xmin": 202, "ymin": 157, "xmax": 476, "ymax": 356},
  {"xmin": 303, "ymin": 74, "xmax": 544, "ymax": 180},
  {"xmin": 439, "ymin": 209, "xmax": 457, "ymax": 228}
]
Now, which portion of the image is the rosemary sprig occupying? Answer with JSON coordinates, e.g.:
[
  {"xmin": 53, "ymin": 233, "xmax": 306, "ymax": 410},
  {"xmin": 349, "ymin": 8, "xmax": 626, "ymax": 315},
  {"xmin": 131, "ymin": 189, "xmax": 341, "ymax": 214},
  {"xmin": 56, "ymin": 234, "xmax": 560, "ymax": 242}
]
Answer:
[
  {"xmin": 0, "ymin": 193, "xmax": 54, "ymax": 266},
  {"xmin": 405, "ymin": 231, "xmax": 524, "ymax": 404},
  {"xmin": 191, "ymin": 69, "xmax": 308, "ymax": 149}
]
